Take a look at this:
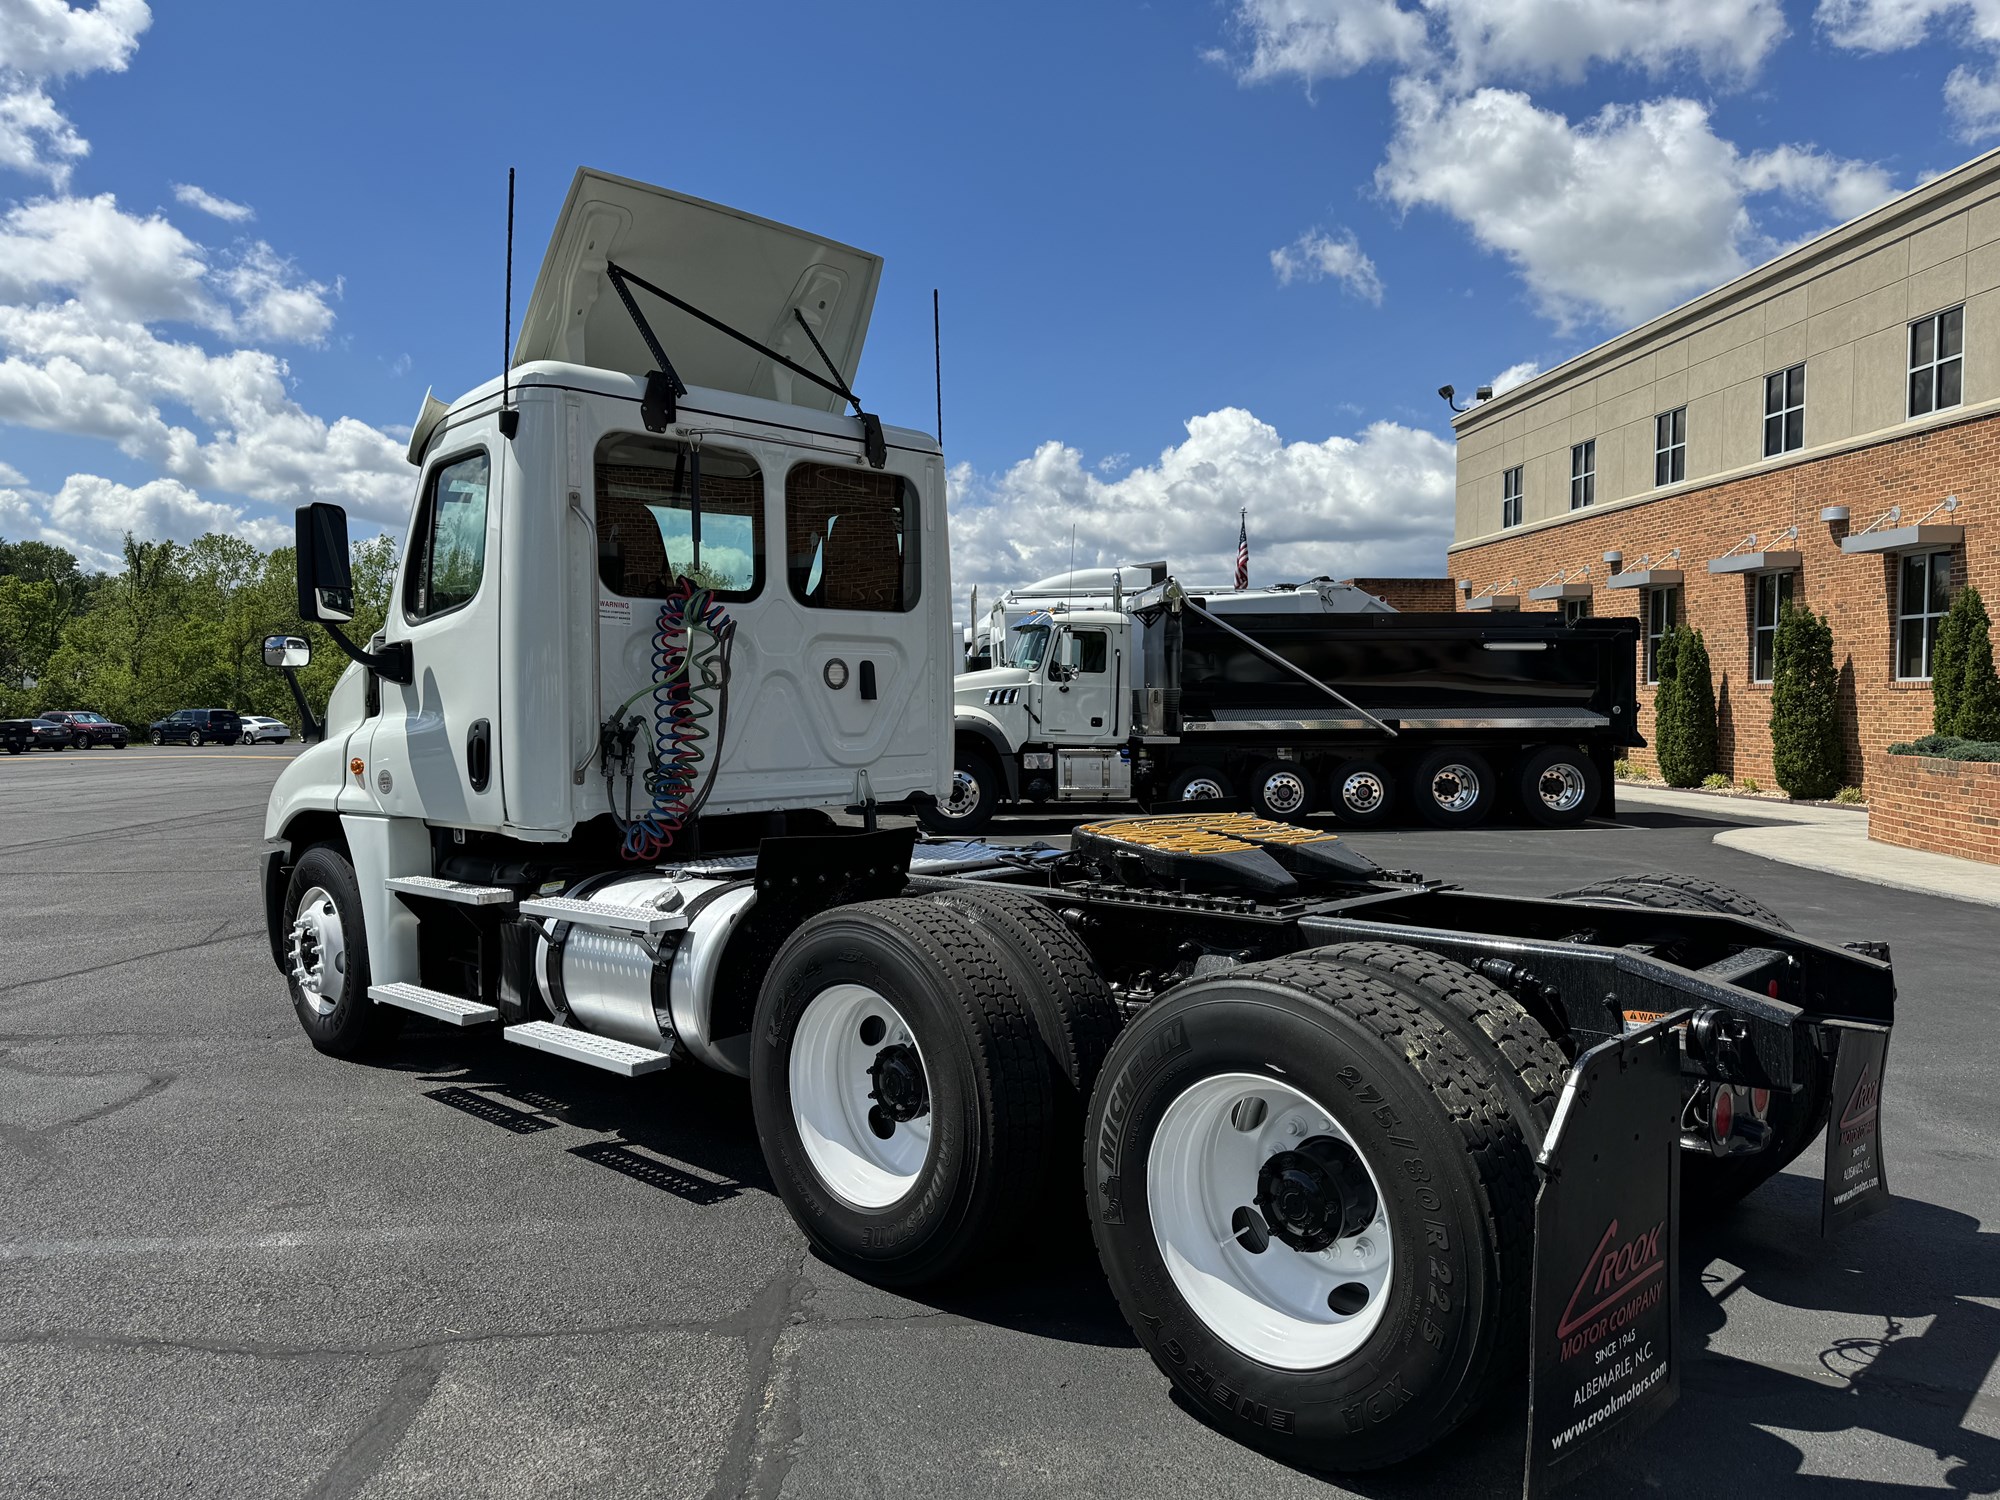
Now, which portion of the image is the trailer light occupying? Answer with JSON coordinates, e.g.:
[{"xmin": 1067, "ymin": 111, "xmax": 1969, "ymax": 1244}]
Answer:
[
  {"xmin": 1768, "ymin": 978, "xmax": 1781, "ymax": 998},
  {"xmin": 1750, "ymin": 1088, "xmax": 1771, "ymax": 1119},
  {"xmin": 1711, "ymin": 1086, "xmax": 1735, "ymax": 1144}
]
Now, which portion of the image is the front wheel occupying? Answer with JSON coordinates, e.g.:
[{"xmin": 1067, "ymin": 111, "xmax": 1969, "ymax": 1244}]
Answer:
[
  {"xmin": 750, "ymin": 899, "xmax": 1054, "ymax": 1285},
  {"xmin": 283, "ymin": 845, "xmax": 398, "ymax": 1057},
  {"xmin": 1088, "ymin": 959, "xmax": 1533, "ymax": 1470},
  {"xmin": 151, "ymin": 730, "xmax": 165, "ymax": 746},
  {"xmin": 917, "ymin": 749, "xmax": 1000, "ymax": 835}
]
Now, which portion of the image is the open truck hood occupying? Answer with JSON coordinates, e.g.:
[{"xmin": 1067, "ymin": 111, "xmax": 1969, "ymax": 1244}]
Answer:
[{"xmin": 512, "ymin": 168, "xmax": 883, "ymax": 416}]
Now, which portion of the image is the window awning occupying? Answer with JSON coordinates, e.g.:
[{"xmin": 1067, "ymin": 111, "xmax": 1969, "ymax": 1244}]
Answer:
[
  {"xmin": 1839, "ymin": 523, "xmax": 1965, "ymax": 555},
  {"xmin": 1607, "ymin": 568, "xmax": 1684, "ymax": 589},
  {"xmin": 1463, "ymin": 595, "xmax": 1520, "ymax": 612},
  {"xmin": 1709, "ymin": 550, "xmax": 1801, "ymax": 575},
  {"xmin": 1527, "ymin": 581, "xmax": 1594, "ymax": 602}
]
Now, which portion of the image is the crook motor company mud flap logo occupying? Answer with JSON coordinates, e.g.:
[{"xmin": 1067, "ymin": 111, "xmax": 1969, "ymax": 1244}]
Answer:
[
  {"xmin": 1822, "ymin": 1025, "xmax": 1891, "ymax": 1234},
  {"xmin": 1525, "ymin": 1025, "xmax": 1682, "ymax": 1499}
]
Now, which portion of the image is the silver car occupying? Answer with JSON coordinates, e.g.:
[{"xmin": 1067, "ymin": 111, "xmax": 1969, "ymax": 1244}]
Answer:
[{"xmin": 239, "ymin": 715, "xmax": 291, "ymax": 745}]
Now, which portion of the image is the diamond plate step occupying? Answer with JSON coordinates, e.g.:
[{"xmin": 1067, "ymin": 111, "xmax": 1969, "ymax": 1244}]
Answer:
[
  {"xmin": 385, "ymin": 876, "xmax": 516, "ymax": 907},
  {"xmin": 504, "ymin": 1021, "xmax": 672, "ymax": 1077},
  {"xmin": 368, "ymin": 982, "xmax": 498, "ymax": 1026},
  {"xmin": 517, "ymin": 896, "xmax": 687, "ymax": 938}
]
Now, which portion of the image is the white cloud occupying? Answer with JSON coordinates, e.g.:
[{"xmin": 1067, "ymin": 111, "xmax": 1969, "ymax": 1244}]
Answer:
[
  {"xmin": 0, "ymin": 458, "xmax": 27, "ymax": 485},
  {"xmin": 222, "ymin": 242, "xmax": 336, "ymax": 344},
  {"xmin": 1270, "ymin": 226, "xmax": 1386, "ymax": 302},
  {"xmin": 1815, "ymin": 0, "xmax": 2000, "ymax": 50},
  {"xmin": 948, "ymin": 408, "xmax": 1454, "ymax": 602},
  {"xmin": 0, "ymin": 470, "xmax": 281, "ymax": 570},
  {"xmin": 1946, "ymin": 63, "xmax": 2000, "ymax": 138},
  {"xmin": 1490, "ymin": 359, "xmax": 1539, "ymax": 393},
  {"xmin": 1218, "ymin": 0, "xmax": 1783, "ymax": 87},
  {"xmin": 1376, "ymin": 83, "xmax": 1894, "ymax": 328},
  {"xmin": 171, "ymin": 181, "xmax": 252, "ymax": 222},
  {"xmin": 0, "ymin": 0, "xmax": 150, "ymax": 185}
]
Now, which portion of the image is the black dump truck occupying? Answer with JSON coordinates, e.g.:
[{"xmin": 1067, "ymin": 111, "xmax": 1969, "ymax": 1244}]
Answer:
[{"xmin": 936, "ymin": 579, "xmax": 1641, "ymax": 832}]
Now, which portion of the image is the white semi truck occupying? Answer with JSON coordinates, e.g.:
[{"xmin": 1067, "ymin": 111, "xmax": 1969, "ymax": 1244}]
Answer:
[{"xmin": 261, "ymin": 168, "xmax": 1896, "ymax": 1486}]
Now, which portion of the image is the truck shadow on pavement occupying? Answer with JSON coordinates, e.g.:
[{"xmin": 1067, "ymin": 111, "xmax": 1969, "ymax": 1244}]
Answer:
[{"xmin": 367, "ymin": 1023, "xmax": 1139, "ymax": 1350}]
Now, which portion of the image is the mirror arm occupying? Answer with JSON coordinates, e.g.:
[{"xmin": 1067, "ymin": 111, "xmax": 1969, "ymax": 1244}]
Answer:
[
  {"xmin": 278, "ymin": 666, "xmax": 325, "ymax": 743},
  {"xmin": 322, "ymin": 621, "xmax": 414, "ymax": 686}
]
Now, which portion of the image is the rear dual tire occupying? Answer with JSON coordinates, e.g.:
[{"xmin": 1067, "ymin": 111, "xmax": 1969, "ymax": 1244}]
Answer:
[{"xmin": 1086, "ymin": 957, "xmax": 1538, "ymax": 1470}]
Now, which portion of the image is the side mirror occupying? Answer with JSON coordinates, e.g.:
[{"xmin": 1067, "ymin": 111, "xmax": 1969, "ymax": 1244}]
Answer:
[
  {"xmin": 296, "ymin": 502, "xmax": 355, "ymax": 624},
  {"xmin": 264, "ymin": 635, "xmax": 311, "ymax": 670}
]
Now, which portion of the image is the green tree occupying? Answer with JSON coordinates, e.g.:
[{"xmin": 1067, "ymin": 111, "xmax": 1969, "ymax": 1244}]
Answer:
[
  {"xmin": 1654, "ymin": 624, "xmax": 1717, "ymax": 787},
  {"xmin": 1770, "ymin": 601, "xmax": 1842, "ymax": 799},
  {"xmin": 1946, "ymin": 586, "xmax": 2000, "ymax": 741}
]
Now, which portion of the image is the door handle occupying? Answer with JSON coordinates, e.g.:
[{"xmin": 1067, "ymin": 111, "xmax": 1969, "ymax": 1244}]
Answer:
[
  {"xmin": 467, "ymin": 719, "xmax": 491, "ymax": 792},
  {"xmin": 859, "ymin": 661, "xmax": 877, "ymax": 701}
]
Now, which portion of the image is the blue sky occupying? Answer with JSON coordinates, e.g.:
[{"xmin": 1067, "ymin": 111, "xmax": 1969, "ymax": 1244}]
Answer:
[{"xmin": 0, "ymin": 0, "xmax": 1993, "ymax": 591}]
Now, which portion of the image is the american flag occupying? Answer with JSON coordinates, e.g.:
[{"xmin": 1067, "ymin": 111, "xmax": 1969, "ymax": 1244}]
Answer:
[{"xmin": 1234, "ymin": 511, "xmax": 1249, "ymax": 590}]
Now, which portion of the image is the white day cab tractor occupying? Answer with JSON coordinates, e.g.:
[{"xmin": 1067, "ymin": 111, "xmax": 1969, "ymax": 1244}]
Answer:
[{"xmin": 261, "ymin": 168, "xmax": 1896, "ymax": 1490}]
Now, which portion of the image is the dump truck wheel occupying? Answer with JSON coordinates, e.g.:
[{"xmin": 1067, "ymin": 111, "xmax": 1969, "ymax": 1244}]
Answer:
[
  {"xmin": 1328, "ymin": 759, "xmax": 1394, "ymax": 827},
  {"xmin": 1411, "ymin": 749, "xmax": 1495, "ymax": 827},
  {"xmin": 282, "ymin": 845, "xmax": 400, "ymax": 1057},
  {"xmin": 918, "ymin": 748, "xmax": 1001, "ymax": 835},
  {"xmin": 1515, "ymin": 745, "xmax": 1602, "ymax": 827},
  {"xmin": 1546, "ymin": 873, "xmax": 1819, "ymax": 1212},
  {"xmin": 1249, "ymin": 760, "xmax": 1315, "ymax": 823},
  {"xmin": 1301, "ymin": 942, "xmax": 1566, "ymax": 1150},
  {"xmin": 1087, "ymin": 957, "xmax": 1533, "ymax": 1471},
  {"xmin": 751, "ymin": 898, "xmax": 1054, "ymax": 1285}
]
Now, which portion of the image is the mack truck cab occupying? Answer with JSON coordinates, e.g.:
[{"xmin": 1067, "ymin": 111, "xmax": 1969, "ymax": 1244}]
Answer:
[{"xmin": 259, "ymin": 168, "xmax": 1895, "ymax": 1483}]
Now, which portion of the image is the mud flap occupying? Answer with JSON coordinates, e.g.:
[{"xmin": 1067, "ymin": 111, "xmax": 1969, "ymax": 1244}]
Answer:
[
  {"xmin": 1524, "ymin": 1015, "xmax": 1685, "ymax": 1498},
  {"xmin": 1821, "ymin": 1021, "xmax": 1892, "ymax": 1234}
]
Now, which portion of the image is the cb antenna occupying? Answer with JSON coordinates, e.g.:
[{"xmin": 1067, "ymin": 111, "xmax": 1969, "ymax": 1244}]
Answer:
[
  {"xmin": 499, "ymin": 167, "xmax": 519, "ymax": 439},
  {"xmin": 932, "ymin": 288, "xmax": 943, "ymax": 449}
]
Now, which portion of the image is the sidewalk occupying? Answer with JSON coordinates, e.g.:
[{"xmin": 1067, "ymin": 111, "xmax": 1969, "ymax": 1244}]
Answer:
[{"xmin": 1613, "ymin": 783, "xmax": 2000, "ymax": 907}]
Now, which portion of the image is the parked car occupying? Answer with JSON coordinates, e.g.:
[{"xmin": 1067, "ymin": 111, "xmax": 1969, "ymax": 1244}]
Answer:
[
  {"xmin": 148, "ymin": 709, "xmax": 245, "ymax": 747},
  {"xmin": 238, "ymin": 715, "xmax": 291, "ymax": 745},
  {"xmin": 1, "ymin": 718, "xmax": 34, "ymax": 753},
  {"xmin": 42, "ymin": 710, "xmax": 129, "ymax": 748},
  {"xmin": 15, "ymin": 717, "xmax": 79, "ymax": 751}
]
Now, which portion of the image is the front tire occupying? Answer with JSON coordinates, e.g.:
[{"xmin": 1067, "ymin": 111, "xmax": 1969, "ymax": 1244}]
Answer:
[
  {"xmin": 1088, "ymin": 959, "xmax": 1533, "ymax": 1470},
  {"xmin": 750, "ymin": 899, "xmax": 1054, "ymax": 1285},
  {"xmin": 151, "ymin": 730, "xmax": 165, "ymax": 746},
  {"xmin": 918, "ymin": 748, "xmax": 1000, "ymax": 835},
  {"xmin": 282, "ymin": 845, "xmax": 398, "ymax": 1057}
]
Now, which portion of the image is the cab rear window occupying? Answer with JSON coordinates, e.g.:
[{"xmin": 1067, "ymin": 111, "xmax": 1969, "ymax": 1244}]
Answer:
[
  {"xmin": 596, "ymin": 435, "xmax": 763, "ymax": 600},
  {"xmin": 785, "ymin": 464, "xmax": 919, "ymax": 613}
]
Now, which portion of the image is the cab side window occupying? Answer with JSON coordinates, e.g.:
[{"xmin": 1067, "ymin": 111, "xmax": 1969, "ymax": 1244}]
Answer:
[
  {"xmin": 406, "ymin": 451, "xmax": 491, "ymax": 621},
  {"xmin": 786, "ymin": 463, "xmax": 920, "ymax": 612},
  {"xmin": 1066, "ymin": 630, "xmax": 1108, "ymax": 673}
]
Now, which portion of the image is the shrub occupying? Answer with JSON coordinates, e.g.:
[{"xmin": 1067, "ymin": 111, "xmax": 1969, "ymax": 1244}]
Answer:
[
  {"xmin": 1835, "ymin": 785, "xmax": 1866, "ymax": 804},
  {"xmin": 1770, "ymin": 601, "xmax": 1842, "ymax": 800},
  {"xmin": 1945, "ymin": 587, "xmax": 2000, "ymax": 741},
  {"xmin": 1701, "ymin": 772, "xmax": 1731, "ymax": 789},
  {"xmin": 1739, "ymin": 776, "xmax": 1762, "ymax": 793},
  {"xmin": 1888, "ymin": 733, "xmax": 2000, "ymax": 762},
  {"xmin": 1654, "ymin": 625, "xmax": 1717, "ymax": 787},
  {"xmin": 1932, "ymin": 588, "xmax": 1968, "ymax": 734},
  {"xmin": 1613, "ymin": 758, "xmax": 1647, "ymax": 780}
]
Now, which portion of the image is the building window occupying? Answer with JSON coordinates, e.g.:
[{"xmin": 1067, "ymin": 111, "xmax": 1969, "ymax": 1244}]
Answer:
[
  {"xmin": 1763, "ymin": 364, "xmax": 1805, "ymax": 457},
  {"xmin": 1501, "ymin": 465, "xmax": 1522, "ymax": 528},
  {"xmin": 1898, "ymin": 550, "xmax": 1954, "ymax": 680},
  {"xmin": 1562, "ymin": 597, "xmax": 1593, "ymax": 625},
  {"xmin": 1909, "ymin": 306, "xmax": 1963, "ymax": 419},
  {"xmin": 1569, "ymin": 440, "xmax": 1596, "ymax": 510},
  {"xmin": 1654, "ymin": 407, "xmax": 1686, "ymax": 487},
  {"xmin": 1752, "ymin": 571, "xmax": 1794, "ymax": 682},
  {"xmin": 1643, "ymin": 585, "xmax": 1681, "ymax": 683}
]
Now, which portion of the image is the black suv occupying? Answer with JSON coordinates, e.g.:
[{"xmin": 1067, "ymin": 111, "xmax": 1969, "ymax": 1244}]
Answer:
[{"xmin": 149, "ymin": 709, "xmax": 245, "ymax": 747}]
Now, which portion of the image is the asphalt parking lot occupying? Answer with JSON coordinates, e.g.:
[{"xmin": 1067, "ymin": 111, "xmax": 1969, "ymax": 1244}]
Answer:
[{"xmin": 1, "ymin": 749, "xmax": 1995, "ymax": 1499}]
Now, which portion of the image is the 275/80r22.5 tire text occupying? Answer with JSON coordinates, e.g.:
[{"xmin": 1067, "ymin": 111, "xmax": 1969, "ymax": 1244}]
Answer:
[{"xmin": 1086, "ymin": 958, "xmax": 1536, "ymax": 1470}]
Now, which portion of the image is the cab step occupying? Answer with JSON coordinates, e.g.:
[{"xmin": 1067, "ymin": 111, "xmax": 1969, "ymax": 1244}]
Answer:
[
  {"xmin": 517, "ymin": 896, "xmax": 688, "ymax": 938},
  {"xmin": 368, "ymin": 982, "xmax": 499, "ymax": 1026},
  {"xmin": 385, "ymin": 876, "xmax": 516, "ymax": 906},
  {"xmin": 503, "ymin": 1021, "xmax": 672, "ymax": 1077}
]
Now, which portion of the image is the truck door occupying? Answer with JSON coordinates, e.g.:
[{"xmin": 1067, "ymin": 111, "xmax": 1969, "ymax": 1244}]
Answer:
[
  {"xmin": 1041, "ymin": 627, "xmax": 1115, "ymax": 742},
  {"xmin": 360, "ymin": 442, "xmax": 507, "ymax": 828}
]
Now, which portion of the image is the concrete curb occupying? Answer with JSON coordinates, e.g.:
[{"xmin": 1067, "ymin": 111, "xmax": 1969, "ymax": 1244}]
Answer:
[{"xmin": 1616, "ymin": 783, "xmax": 2000, "ymax": 907}]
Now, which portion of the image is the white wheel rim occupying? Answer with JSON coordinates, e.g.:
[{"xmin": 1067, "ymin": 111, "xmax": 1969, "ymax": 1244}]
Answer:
[
  {"xmin": 1148, "ymin": 1073, "xmax": 1394, "ymax": 1370},
  {"xmin": 943, "ymin": 770, "xmax": 981, "ymax": 820},
  {"xmin": 790, "ymin": 984, "xmax": 934, "ymax": 1209},
  {"xmin": 287, "ymin": 885, "xmax": 347, "ymax": 1016},
  {"xmin": 1430, "ymin": 763, "xmax": 1481, "ymax": 813},
  {"xmin": 1261, "ymin": 770, "xmax": 1308, "ymax": 815},
  {"xmin": 1341, "ymin": 770, "xmax": 1385, "ymax": 814},
  {"xmin": 1538, "ymin": 763, "xmax": 1586, "ymax": 812},
  {"xmin": 1180, "ymin": 776, "xmax": 1227, "ymax": 801}
]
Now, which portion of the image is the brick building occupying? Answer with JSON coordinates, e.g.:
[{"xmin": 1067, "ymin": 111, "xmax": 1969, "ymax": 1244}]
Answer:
[
  {"xmin": 1448, "ymin": 149, "xmax": 2000, "ymax": 790},
  {"xmin": 1339, "ymin": 576, "xmax": 1460, "ymax": 612}
]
